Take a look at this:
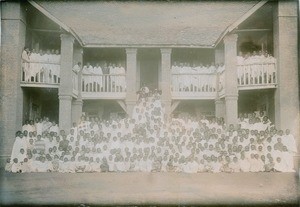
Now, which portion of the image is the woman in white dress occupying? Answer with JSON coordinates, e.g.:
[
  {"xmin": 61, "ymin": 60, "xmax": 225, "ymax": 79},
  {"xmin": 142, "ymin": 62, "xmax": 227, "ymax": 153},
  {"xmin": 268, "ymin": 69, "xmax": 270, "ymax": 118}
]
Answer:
[{"xmin": 21, "ymin": 48, "xmax": 31, "ymax": 82}]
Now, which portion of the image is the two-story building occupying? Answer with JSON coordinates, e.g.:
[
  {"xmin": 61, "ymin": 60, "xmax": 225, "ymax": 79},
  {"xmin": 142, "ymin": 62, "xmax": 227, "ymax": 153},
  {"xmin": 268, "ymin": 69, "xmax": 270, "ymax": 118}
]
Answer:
[{"xmin": 1, "ymin": 0, "xmax": 299, "ymax": 166}]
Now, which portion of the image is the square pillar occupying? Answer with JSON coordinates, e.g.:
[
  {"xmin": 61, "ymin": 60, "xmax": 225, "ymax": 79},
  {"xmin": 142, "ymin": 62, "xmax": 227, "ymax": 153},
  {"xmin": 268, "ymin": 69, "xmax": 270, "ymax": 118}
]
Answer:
[
  {"xmin": 215, "ymin": 98, "xmax": 225, "ymax": 118},
  {"xmin": 59, "ymin": 34, "xmax": 74, "ymax": 95},
  {"xmin": 59, "ymin": 95, "xmax": 72, "ymax": 133},
  {"xmin": 125, "ymin": 48, "xmax": 137, "ymax": 116},
  {"xmin": 72, "ymin": 99, "xmax": 83, "ymax": 126},
  {"xmin": 160, "ymin": 48, "xmax": 172, "ymax": 117},
  {"xmin": 273, "ymin": 1, "xmax": 299, "ymax": 154},
  {"xmin": 0, "ymin": 2, "xmax": 26, "ymax": 163},
  {"xmin": 59, "ymin": 34, "xmax": 75, "ymax": 132},
  {"xmin": 224, "ymin": 34, "xmax": 238, "ymax": 126},
  {"xmin": 72, "ymin": 46, "xmax": 83, "ymax": 125}
]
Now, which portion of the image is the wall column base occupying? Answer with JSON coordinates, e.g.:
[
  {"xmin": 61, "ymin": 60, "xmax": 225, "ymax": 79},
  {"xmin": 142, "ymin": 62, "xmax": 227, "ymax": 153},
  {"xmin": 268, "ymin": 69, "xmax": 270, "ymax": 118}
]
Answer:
[
  {"xmin": 225, "ymin": 95, "xmax": 238, "ymax": 126},
  {"xmin": 59, "ymin": 95, "xmax": 72, "ymax": 134}
]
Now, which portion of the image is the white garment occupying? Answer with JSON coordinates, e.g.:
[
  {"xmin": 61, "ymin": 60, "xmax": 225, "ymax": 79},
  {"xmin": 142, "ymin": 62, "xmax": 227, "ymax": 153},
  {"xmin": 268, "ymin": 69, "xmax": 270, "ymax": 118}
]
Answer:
[
  {"xmin": 282, "ymin": 134, "xmax": 297, "ymax": 153},
  {"xmin": 11, "ymin": 137, "xmax": 27, "ymax": 161}
]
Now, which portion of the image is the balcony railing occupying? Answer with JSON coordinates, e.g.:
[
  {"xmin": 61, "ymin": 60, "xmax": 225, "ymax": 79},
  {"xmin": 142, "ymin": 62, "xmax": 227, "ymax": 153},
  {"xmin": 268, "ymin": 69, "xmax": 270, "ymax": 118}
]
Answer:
[
  {"xmin": 21, "ymin": 61, "xmax": 60, "ymax": 87},
  {"xmin": 171, "ymin": 73, "xmax": 217, "ymax": 99},
  {"xmin": 81, "ymin": 74, "xmax": 126, "ymax": 99},
  {"xmin": 20, "ymin": 61, "xmax": 277, "ymax": 100},
  {"xmin": 237, "ymin": 62, "xmax": 277, "ymax": 89}
]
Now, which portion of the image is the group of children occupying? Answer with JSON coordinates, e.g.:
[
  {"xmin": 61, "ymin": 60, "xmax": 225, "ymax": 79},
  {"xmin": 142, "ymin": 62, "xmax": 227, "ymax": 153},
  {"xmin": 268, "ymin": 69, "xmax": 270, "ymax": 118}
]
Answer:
[
  {"xmin": 6, "ymin": 94, "xmax": 296, "ymax": 173},
  {"xmin": 237, "ymin": 50, "xmax": 276, "ymax": 85},
  {"xmin": 78, "ymin": 62, "xmax": 126, "ymax": 93},
  {"xmin": 171, "ymin": 50, "xmax": 277, "ymax": 92},
  {"xmin": 171, "ymin": 62, "xmax": 223, "ymax": 92},
  {"xmin": 22, "ymin": 48, "xmax": 61, "ymax": 83}
]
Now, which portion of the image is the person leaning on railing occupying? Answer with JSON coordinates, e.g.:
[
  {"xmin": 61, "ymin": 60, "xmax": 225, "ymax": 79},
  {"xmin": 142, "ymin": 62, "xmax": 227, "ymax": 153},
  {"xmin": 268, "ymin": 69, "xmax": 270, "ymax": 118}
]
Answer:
[
  {"xmin": 236, "ymin": 50, "xmax": 276, "ymax": 85},
  {"xmin": 72, "ymin": 62, "xmax": 81, "ymax": 74},
  {"xmin": 21, "ymin": 47, "xmax": 31, "ymax": 82},
  {"xmin": 72, "ymin": 62, "xmax": 81, "ymax": 90},
  {"xmin": 171, "ymin": 61, "xmax": 218, "ymax": 92}
]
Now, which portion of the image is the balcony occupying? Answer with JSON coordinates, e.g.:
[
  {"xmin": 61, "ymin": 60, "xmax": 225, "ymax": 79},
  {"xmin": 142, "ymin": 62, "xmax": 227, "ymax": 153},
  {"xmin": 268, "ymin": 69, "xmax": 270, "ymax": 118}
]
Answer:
[
  {"xmin": 81, "ymin": 74, "xmax": 126, "ymax": 99},
  {"xmin": 21, "ymin": 62, "xmax": 277, "ymax": 100},
  {"xmin": 171, "ymin": 73, "xmax": 217, "ymax": 100},
  {"xmin": 20, "ymin": 61, "xmax": 60, "ymax": 88},
  {"xmin": 237, "ymin": 62, "xmax": 277, "ymax": 90},
  {"xmin": 174, "ymin": 62, "xmax": 277, "ymax": 99}
]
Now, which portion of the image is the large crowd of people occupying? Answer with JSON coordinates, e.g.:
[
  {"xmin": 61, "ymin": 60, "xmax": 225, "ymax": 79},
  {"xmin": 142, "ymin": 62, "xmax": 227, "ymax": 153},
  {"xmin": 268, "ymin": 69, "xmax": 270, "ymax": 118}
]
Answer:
[
  {"xmin": 6, "ymin": 91, "xmax": 296, "ymax": 173},
  {"xmin": 22, "ymin": 48, "xmax": 61, "ymax": 83}
]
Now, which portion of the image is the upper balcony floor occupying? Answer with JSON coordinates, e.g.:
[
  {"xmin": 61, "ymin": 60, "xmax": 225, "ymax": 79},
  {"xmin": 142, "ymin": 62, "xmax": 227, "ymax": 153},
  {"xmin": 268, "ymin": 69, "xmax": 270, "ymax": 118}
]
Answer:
[{"xmin": 20, "ymin": 53, "xmax": 277, "ymax": 101}]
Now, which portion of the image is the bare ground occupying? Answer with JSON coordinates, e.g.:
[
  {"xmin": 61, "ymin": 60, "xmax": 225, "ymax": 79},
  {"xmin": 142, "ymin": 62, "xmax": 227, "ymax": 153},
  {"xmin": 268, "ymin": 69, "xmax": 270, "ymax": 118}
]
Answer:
[{"xmin": 0, "ymin": 172, "xmax": 298, "ymax": 206}]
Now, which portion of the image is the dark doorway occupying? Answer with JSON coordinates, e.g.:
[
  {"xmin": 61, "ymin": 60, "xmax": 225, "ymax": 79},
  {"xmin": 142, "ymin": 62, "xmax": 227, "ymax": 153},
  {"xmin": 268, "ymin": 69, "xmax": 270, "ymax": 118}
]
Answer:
[
  {"xmin": 23, "ymin": 88, "xmax": 59, "ymax": 123},
  {"xmin": 138, "ymin": 49, "xmax": 160, "ymax": 90}
]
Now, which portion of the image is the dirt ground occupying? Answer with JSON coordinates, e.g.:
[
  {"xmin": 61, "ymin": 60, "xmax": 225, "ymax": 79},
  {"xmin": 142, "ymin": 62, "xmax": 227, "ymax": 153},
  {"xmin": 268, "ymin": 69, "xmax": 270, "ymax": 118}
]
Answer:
[{"xmin": 0, "ymin": 172, "xmax": 298, "ymax": 206}]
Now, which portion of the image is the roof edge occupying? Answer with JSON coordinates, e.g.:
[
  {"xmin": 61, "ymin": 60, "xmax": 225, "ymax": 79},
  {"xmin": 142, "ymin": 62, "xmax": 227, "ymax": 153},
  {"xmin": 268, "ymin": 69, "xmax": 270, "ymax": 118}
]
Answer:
[
  {"xmin": 28, "ymin": 0, "xmax": 84, "ymax": 46},
  {"xmin": 83, "ymin": 44, "xmax": 214, "ymax": 49},
  {"xmin": 215, "ymin": 0, "xmax": 269, "ymax": 47}
]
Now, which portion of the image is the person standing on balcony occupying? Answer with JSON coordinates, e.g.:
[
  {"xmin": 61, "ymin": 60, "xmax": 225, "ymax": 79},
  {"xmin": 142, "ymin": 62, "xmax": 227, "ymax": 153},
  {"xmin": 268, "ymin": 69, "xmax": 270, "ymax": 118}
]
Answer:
[
  {"xmin": 93, "ymin": 63, "xmax": 103, "ymax": 92},
  {"xmin": 49, "ymin": 50, "xmax": 59, "ymax": 83},
  {"xmin": 265, "ymin": 52, "xmax": 276, "ymax": 83},
  {"xmin": 251, "ymin": 51, "xmax": 260, "ymax": 84},
  {"xmin": 53, "ymin": 50, "xmax": 61, "ymax": 83},
  {"xmin": 102, "ymin": 62, "xmax": 109, "ymax": 92},
  {"xmin": 237, "ymin": 51, "xmax": 244, "ymax": 84},
  {"xmin": 45, "ymin": 50, "xmax": 54, "ymax": 83},
  {"xmin": 29, "ymin": 49, "xmax": 39, "ymax": 82},
  {"xmin": 73, "ymin": 62, "xmax": 81, "ymax": 91},
  {"xmin": 22, "ymin": 47, "xmax": 31, "ymax": 82},
  {"xmin": 181, "ymin": 62, "xmax": 190, "ymax": 91},
  {"xmin": 116, "ymin": 63, "xmax": 125, "ymax": 92},
  {"xmin": 109, "ymin": 63, "xmax": 117, "ymax": 92},
  {"xmin": 82, "ymin": 62, "xmax": 93, "ymax": 91},
  {"xmin": 39, "ymin": 50, "xmax": 49, "ymax": 83},
  {"xmin": 73, "ymin": 62, "xmax": 81, "ymax": 74}
]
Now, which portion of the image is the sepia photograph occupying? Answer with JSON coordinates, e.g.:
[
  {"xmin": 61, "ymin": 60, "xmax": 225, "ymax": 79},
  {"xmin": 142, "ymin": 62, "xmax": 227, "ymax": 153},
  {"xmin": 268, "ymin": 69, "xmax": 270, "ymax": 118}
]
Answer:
[{"xmin": 0, "ymin": 0, "xmax": 299, "ymax": 206}]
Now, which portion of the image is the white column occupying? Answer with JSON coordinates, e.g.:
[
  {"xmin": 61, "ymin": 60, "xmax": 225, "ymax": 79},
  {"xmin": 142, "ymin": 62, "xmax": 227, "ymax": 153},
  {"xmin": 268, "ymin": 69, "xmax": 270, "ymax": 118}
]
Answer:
[
  {"xmin": 273, "ymin": 1, "xmax": 299, "ymax": 157},
  {"xmin": 59, "ymin": 34, "xmax": 74, "ymax": 133},
  {"xmin": 125, "ymin": 48, "xmax": 137, "ymax": 116},
  {"xmin": 72, "ymin": 46, "xmax": 83, "ymax": 125},
  {"xmin": 160, "ymin": 48, "xmax": 172, "ymax": 117},
  {"xmin": 224, "ymin": 34, "xmax": 238, "ymax": 126},
  {"xmin": 215, "ymin": 98, "xmax": 225, "ymax": 118}
]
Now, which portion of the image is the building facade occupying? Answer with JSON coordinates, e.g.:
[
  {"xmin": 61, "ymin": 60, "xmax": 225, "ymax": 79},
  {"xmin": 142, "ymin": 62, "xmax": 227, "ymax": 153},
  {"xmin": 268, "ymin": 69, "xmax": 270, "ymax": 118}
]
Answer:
[{"xmin": 0, "ymin": 0, "xmax": 299, "ymax": 166}]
